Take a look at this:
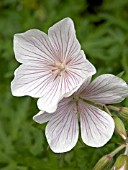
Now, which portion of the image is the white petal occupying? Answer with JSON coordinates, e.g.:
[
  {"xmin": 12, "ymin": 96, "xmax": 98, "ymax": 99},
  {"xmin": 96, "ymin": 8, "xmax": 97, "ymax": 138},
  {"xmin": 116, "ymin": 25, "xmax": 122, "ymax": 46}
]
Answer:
[
  {"xmin": 63, "ymin": 81, "xmax": 83, "ymax": 98},
  {"xmin": 48, "ymin": 18, "xmax": 96, "ymax": 76},
  {"xmin": 11, "ymin": 64, "xmax": 52, "ymax": 97},
  {"xmin": 64, "ymin": 76, "xmax": 91, "ymax": 98},
  {"xmin": 62, "ymin": 51, "xmax": 95, "ymax": 98},
  {"xmin": 67, "ymin": 50, "xmax": 95, "ymax": 85},
  {"xmin": 79, "ymin": 101, "xmax": 115, "ymax": 147},
  {"xmin": 83, "ymin": 74, "xmax": 128, "ymax": 104},
  {"xmin": 48, "ymin": 18, "xmax": 81, "ymax": 62},
  {"xmin": 33, "ymin": 111, "xmax": 53, "ymax": 124},
  {"xmin": 75, "ymin": 76, "xmax": 92, "ymax": 94},
  {"xmin": 14, "ymin": 29, "xmax": 56, "ymax": 64},
  {"xmin": 37, "ymin": 92, "xmax": 60, "ymax": 113},
  {"xmin": 45, "ymin": 98, "xmax": 79, "ymax": 153}
]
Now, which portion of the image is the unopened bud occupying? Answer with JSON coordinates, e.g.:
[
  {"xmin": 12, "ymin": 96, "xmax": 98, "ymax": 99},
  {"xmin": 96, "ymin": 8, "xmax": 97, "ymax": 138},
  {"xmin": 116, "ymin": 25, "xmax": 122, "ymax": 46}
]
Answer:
[
  {"xmin": 93, "ymin": 155, "xmax": 112, "ymax": 170},
  {"xmin": 119, "ymin": 107, "xmax": 128, "ymax": 120},
  {"xmin": 93, "ymin": 145, "xmax": 126, "ymax": 170},
  {"xmin": 114, "ymin": 154, "xmax": 128, "ymax": 170},
  {"xmin": 113, "ymin": 116, "xmax": 127, "ymax": 140}
]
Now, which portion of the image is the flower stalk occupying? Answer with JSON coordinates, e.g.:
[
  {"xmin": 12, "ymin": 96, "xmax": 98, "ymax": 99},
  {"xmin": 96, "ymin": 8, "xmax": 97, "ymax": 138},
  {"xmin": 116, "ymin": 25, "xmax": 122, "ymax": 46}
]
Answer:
[
  {"xmin": 104, "ymin": 105, "xmax": 112, "ymax": 116},
  {"xmin": 124, "ymin": 143, "xmax": 128, "ymax": 156},
  {"xmin": 108, "ymin": 105, "xmax": 128, "ymax": 120},
  {"xmin": 109, "ymin": 144, "xmax": 126, "ymax": 158},
  {"xmin": 107, "ymin": 105, "xmax": 120, "ymax": 112}
]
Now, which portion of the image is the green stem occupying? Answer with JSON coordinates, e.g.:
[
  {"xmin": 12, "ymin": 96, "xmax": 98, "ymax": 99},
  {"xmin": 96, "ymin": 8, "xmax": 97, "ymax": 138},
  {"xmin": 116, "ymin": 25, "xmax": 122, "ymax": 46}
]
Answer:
[
  {"xmin": 79, "ymin": 98, "xmax": 104, "ymax": 111},
  {"xmin": 103, "ymin": 105, "xmax": 112, "ymax": 116},
  {"xmin": 107, "ymin": 105, "xmax": 120, "ymax": 112},
  {"xmin": 79, "ymin": 97, "xmax": 96, "ymax": 106},
  {"xmin": 124, "ymin": 143, "xmax": 128, "ymax": 156},
  {"xmin": 109, "ymin": 144, "xmax": 126, "ymax": 157}
]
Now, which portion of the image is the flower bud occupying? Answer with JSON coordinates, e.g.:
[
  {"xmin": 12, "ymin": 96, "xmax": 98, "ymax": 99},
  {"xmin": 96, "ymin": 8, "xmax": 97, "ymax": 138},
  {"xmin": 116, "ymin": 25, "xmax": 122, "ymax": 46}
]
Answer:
[
  {"xmin": 93, "ymin": 155, "xmax": 112, "ymax": 170},
  {"xmin": 113, "ymin": 116, "xmax": 127, "ymax": 140},
  {"xmin": 119, "ymin": 107, "xmax": 128, "ymax": 120},
  {"xmin": 114, "ymin": 154, "xmax": 128, "ymax": 170}
]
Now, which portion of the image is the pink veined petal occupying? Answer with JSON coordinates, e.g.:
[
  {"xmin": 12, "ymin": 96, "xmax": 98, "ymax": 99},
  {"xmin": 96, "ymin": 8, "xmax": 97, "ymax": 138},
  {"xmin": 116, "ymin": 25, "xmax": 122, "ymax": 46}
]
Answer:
[
  {"xmin": 82, "ymin": 74, "xmax": 128, "ymax": 104},
  {"xmin": 33, "ymin": 111, "xmax": 53, "ymax": 124},
  {"xmin": 37, "ymin": 92, "xmax": 61, "ymax": 113},
  {"xmin": 45, "ymin": 98, "xmax": 79, "ymax": 153},
  {"xmin": 75, "ymin": 76, "xmax": 92, "ymax": 94},
  {"xmin": 34, "ymin": 97, "xmax": 73, "ymax": 123},
  {"xmin": 64, "ymin": 76, "xmax": 92, "ymax": 98},
  {"xmin": 63, "ymin": 81, "xmax": 83, "ymax": 98},
  {"xmin": 11, "ymin": 64, "xmax": 53, "ymax": 97},
  {"xmin": 36, "ymin": 74, "xmax": 66, "ymax": 113},
  {"xmin": 66, "ymin": 50, "xmax": 96, "ymax": 89},
  {"xmin": 48, "ymin": 18, "xmax": 81, "ymax": 63},
  {"xmin": 12, "ymin": 29, "xmax": 58, "ymax": 99},
  {"xmin": 14, "ymin": 29, "xmax": 56, "ymax": 64},
  {"xmin": 79, "ymin": 100, "xmax": 115, "ymax": 147}
]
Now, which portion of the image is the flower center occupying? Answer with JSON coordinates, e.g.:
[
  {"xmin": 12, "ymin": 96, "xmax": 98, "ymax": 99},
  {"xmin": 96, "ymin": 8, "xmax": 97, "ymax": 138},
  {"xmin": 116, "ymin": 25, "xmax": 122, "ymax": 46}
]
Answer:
[
  {"xmin": 52, "ymin": 63, "xmax": 65, "ymax": 72},
  {"xmin": 51, "ymin": 62, "xmax": 66, "ymax": 79}
]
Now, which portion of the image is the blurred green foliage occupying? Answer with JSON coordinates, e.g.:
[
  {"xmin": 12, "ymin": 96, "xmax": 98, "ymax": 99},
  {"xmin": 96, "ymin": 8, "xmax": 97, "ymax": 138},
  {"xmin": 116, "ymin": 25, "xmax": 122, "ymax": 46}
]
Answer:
[{"xmin": 0, "ymin": 0, "xmax": 128, "ymax": 169}]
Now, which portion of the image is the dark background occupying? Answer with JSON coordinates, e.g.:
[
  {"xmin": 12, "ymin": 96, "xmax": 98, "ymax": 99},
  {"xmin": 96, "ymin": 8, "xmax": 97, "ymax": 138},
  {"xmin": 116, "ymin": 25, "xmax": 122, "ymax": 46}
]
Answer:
[{"xmin": 0, "ymin": 0, "xmax": 128, "ymax": 169}]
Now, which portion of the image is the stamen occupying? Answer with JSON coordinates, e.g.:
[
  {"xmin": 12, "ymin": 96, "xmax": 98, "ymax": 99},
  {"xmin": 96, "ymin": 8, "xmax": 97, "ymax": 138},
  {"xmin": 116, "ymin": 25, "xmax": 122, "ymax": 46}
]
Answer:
[{"xmin": 51, "ymin": 63, "xmax": 66, "ymax": 78}]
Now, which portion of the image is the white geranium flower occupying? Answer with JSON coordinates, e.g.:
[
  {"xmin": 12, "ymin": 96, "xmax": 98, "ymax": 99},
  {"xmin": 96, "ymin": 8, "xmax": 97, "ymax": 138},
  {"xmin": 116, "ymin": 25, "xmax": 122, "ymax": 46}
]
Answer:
[
  {"xmin": 33, "ymin": 74, "xmax": 128, "ymax": 153},
  {"xmin": 11, "ymin": 18, "xmax": 96, "ymax": 113}
]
